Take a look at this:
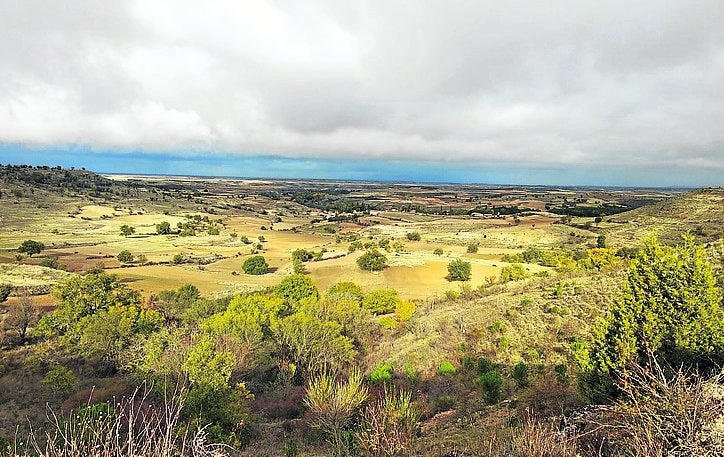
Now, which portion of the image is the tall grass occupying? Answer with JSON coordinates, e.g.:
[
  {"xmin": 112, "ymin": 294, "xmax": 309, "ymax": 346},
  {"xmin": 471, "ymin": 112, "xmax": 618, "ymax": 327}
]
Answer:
[{"xmin": 5, "ymin": 384, "xmax": 230, "ymax": 457}]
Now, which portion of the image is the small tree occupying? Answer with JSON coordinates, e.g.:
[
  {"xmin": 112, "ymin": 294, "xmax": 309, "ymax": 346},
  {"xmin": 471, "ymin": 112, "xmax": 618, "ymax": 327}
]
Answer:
[
  {"xmin": 117, "ymin": 250, "xmax": 134, "ymax": 263},
  {"xmin": 433, "ymin": 247, "xmax": 444, "ymax": 256},
  {"xmin": 42, "ymin": 365, "xmax": 78, "ymax": 396},
  {"xmin": 120, "ymin": 225, "xmax": 135, "ymax": 237},
  {"xmin": 18, "ymin": 240, "xmax": 44, "ymax": 257},
  {"xmin": 448, "ymin": 259, "xmax": 472, "ymax": 281},
  {"xmin": 597, "ymin": 234, "xmax": 607, "ymax": 248},
  {"xmin": 501, "ymin": 263, "xmax": 528, "ymax": 282},
  {"xmin": 292, "ymin": 248, "xmax": 313, "ymax": 262},
  {"xmin": 406, "ymin": 232, "xmax": 421, "ymax": 241},
  {"xmin": 0, "ymin": 284, "xmax": 11, "ymax": 303},
  {"xmin": 3, "ymin": 292, "xmax": 39, "ymax": 343},
  {"xmin": 155, "ymin": 221, "xmax": 172, "ymax": 235},
  {"xmin": 362, "ymin": 289, "xmax": 399, "ymax": 314},
  {"xmin": 242, "ymin": 255, "xmax": 268, "ymax": 275},
  {"xmin": 357, "ymin": 249, "xmax": 387, "ymax": 272},
  {"xmin": 275, "ymin": 274, "xmax": 320, "ymax": 304},
  {"xmin": 467, "ymin": 243, "xmax": 479, "ymax": 253}
]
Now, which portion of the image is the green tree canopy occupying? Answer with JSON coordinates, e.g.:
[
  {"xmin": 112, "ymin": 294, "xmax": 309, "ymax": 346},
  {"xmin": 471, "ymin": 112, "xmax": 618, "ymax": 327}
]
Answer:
[
  {"xmin": 242, "ymin": 255, "xmax": 268, "ymax": 275},
  {"xmin": 275, "ymin": 274, "xmax": 320, "ymax": 306},
  {"xmin": 448, "ymin": 259, "xmax": 472, "ymax": 281},
  {"xmin": 155, "ymin": 221, "xmax": 172, "ymax": 235},
  {"xmin": 578, "ymin": 235, "xmax": 724, "ymax": 403},
  {"xmin": 362, "ymin": 289, "xmax": 399, "ymax": 315},
  {"xmin": 120, "ymin": 225, "xmax": 135, "ymax": 237},
  {"xmin": 357, "ymin": 249, "xmax": 387, "ymax": 272},
  {"xmin": 117, "ymin": 250, "xmax": 134, "ymax": 263},
  {"xmin": 18, "ymin": 240, "xmax": 44, "ymax": 257}
]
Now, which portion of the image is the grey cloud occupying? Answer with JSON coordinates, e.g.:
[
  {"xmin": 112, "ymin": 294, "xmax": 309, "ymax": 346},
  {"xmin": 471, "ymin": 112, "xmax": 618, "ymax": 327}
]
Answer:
[{"xmin": 0, "ymin": 0, "xmax": 722, "ymax": 172}]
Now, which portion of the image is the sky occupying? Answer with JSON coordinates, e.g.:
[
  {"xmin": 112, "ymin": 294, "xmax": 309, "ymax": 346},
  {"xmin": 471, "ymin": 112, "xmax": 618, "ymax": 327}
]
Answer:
[{"xmin": 0, "ymin": 1, "xmax": 722, "ymax": 187}]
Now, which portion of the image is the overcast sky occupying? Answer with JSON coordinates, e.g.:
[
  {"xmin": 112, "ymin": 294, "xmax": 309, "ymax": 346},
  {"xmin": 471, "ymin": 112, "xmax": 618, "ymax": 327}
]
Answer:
[{"xmin": 1, "ymin": 1, "xmax": 722, "ymax": 186}]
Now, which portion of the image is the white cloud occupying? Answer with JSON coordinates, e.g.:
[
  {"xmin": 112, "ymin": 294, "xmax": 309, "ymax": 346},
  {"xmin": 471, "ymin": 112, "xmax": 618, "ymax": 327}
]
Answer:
[{"xmin": 0, "ymin": 0, "xmax": 722, "ymax": 171}]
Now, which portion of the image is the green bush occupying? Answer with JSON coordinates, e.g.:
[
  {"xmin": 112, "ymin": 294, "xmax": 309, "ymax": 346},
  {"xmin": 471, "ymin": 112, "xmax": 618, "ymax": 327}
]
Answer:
[
  {"xmin": 357, "ymin": 249, "xmax": 387, "ymax": 271},
  {"xmin": 433, "ymin": 247, "xmax": 444, "ymax": 256},
  {"xmin": 18, "ymin": 240, "xmax": 44, "ymax": 257},
  {"xmin": 40, "ymin": 256, "xmax": 63, "ymax": 269},
  {"xmin": 406, "ymin": 232, "xmax": 421, "ymax": 241},
  {"xmin": 379, "ymin": 315, "xmax": 399, "ymax": 330},
  {"xmin": 117, "ymin": 250, "xmax": 133, "ymax": 263},
  {"xmin": 155, "ymin": 221, "xmax": 172, "ymax": 235},
  {"xmin": 275, "ymin": 274, "xmax": 320, "ymax": 304},
  {"xmin": 0, "ymin": 284, "xmax": 11, "ymax": 303},
  {"xmin": 448, "ymin": 259, "xmax": 471, "ymax": 281},
  {"xmin": 466, "ymin": 243, "xmax": 479, "ymax": 253},
  {"xmin": 432, "ymin": 395, "xmax": 456, "ymax": 413},
  {"xmin": 362, "ymin": 289, "xmax": 399, "ymax": 314},
  {"xmin": 477, "ymin": 370, "xmax": 503, "ymax": 404},
  {"xmin": 42, "ymin": 365, "xmax": 78, "ymax": 396},
  {"xmin": 242, "ymin": 255, "xmax": 268, "ymax": 275},
  {"xmin": 326, "ymin": 281, "xmax": 364, "ymax": 304},
  {"xmin": 291, "ymin": 248, "xmax": 313, "ymax": 262},
  {"xmin": 207, "ymin": 226, "xmax": 220, "ymax": 235},
  {"xmin": 369, "ymin": 362, "xmax": 394, "ymax": 386},
  {"xmin": 512, "ymin": 362, "xmax": 530, "ymax": 387},
  {"xmin": 437, "ymin": 361, "xmax": 457, "ymax": 376},
  {"xmin": 501, "ymin": 263, "xmax": 528, "ymax": 282}
]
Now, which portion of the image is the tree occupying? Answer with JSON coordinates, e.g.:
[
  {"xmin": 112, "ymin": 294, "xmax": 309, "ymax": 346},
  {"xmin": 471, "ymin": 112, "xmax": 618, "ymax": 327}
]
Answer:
[
  {"xmin": 357, "ymin": 249, "xmax": 387, "ymax": 272},
  {"xmin": 362, "ymin": 289, "xmax": 399, "ymax": 314},
  {"xmin": 117, "ymin": 250, "xmax": 134, "ymax": 263},
  {"xmin": 326, "ymin": 281, "xmax": 364, "ymax": 305},
  {"xmin": 156, "ymin": 221, "xmax": 172, "ymax": 235},
  {"xmin": 597, "ymin": 234, "xmax": 607, "ymax": 248},
  {"xmin": 467, "ymin": 243, "xmax": 479, "ymax": 253},
  {"xmin": 242, "ymin": 255, "xmax": 268, "ymax": 275},
  {"xmin": 120, "ymin": 225, "xmax": 135, "ymax": 237},
  {"xmin": 291, "ymin": 248, "xmax": 313, "ymax": 262},
  {"xmin": 275, "ymin": 274, "xmax": 320, "ymax": 305},
  {"xmin": 0, "ymin": 284, "xmax": 12, "ymax": 303},
  {"xmin": 18, "ymin": 240, "xmax": 44, "ymax": 257},
  {"xmin": 406, "ymin": 232, "xmax": 421, "ymax": 241},
  {"xmin": 433, "ymin": 247, "xmax": 444, "ymax": 256},
  {"xmin": 500, "ymin": 263, "xmax": 528, "ymax": 282},
  {"xmin": 448, "ymin": 259, "xmax": 472, "ymax": 281},
  {"xmin": 578, "ymin": 235, "xmax": 724, "ymax": 403},
  {"xmin": 3, "ymin": 292, "xmax": 39, "ymax": 344}
]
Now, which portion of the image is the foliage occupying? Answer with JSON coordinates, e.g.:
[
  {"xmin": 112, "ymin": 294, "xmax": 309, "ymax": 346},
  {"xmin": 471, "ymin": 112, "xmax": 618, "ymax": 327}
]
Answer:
[
  {"xmin": 433, "ymin": 247, "xmax": 443, "ymax": 256},
  {"xmin": 120, "ymin": 225, "xmax": 135, "ymax": 237},
  {"xmin": 362, "ymin": 289, "xmax": 399, "ymax": 314},
  {"xmin": 0, "ymin": 283, "xmax": 10, "ymax": 302},
  {"xmin": 304, "ymin": 371, "xmax": 368, "ymax": 455},
  {"xmin": 40, "ymin": 256, "xmax": 64, "ymax": 270},
  {"xmin": 356, "ymin": 388, "xmax": 420, "ymax": 457},
  {"xmin": 467, "ymin": 243, "xmax": 479, "ymax": 253},
  {"xmin": 42, "ymin": 365, "xmax": 78, "ymax": 396},
  {"xmin": 447, "ymin": 259, "xmax": 471, "ymax": 281},
  {"xmin": 36, "ymin": 273, "xmax": 141, "ymax": 337},
  {"xmin": 578, "ymin": 235, "xmax": 724, "ymax": 403},
  {"xmin": 242, "ymin": 255, "xmax": 268, "ymax": 275},
  {"xmin": 292, "ymin": 258, "xmax": 306, "ymax": 274},
  {"xmin": 207, "ymin": 226, "xmax": 220, "ymax": 235},
  {"xmin": 596, "ymin": 234, "xmax": 607, "ymax": 248},
  {"xmin": 405, "ymin": 231, "xmax": 421, "ymax": 241},
  {"xmin": 183, "ymin": 337, "xmax": 235, "ymax": 390},
  {"xmin": 581, "ymin": 248, "xmax": 617, "ymax": 270},
  {"xmin": 2, "ymin": 293, "xmax": 39, "ymax": 343},
  {"xmin": 512, "ymin": 362, "xmax": 530, "ymax": 387},
  {"xmin": 18, "ymin": 240, "xmax": 44, "ymax": 257},
  {"xmin": 326, "ymin": 281, "xmax": 364, "ymax": 305},
  {"xmin": 292, "ymin": 248, "xmax": 314, "ymax": 262},
  {"xmin": 500, "ymin": 263, "xmax": 528, "ymax": 283},
  {"xmin": 357, "ymin": 249, "xmax": 387, "ymax": 272},
  {"xmin": 273, "ymin": 310, "xmax": 356, "ymax": 377},
  {"xmin": 369, "ymin": 362, "xmax": 394, "ymax": 386},
  {"xmin": 379, "ymin": 315, "xmax": 399, "ymax": 329},
  {"xmin": 394, "ymin": 300, "xmax": 416, "ymax": 323},
  {"xmin": 437, "ymin": 361, "xmax": 457, "ymax": 376},
  {"xmin": 155, "ymin": 221, "xmax": 172, "ymax": 235},
  {"xmin": 476, "ymin": 370, "xmax": 503, "ymax": 403},
  {"xmin": 117, "ymin": 250, "xmax": 134, "ymax": 263},
  {"xmin": 274, "ymin": 274, "xmax": 320, "ymax": 305}
]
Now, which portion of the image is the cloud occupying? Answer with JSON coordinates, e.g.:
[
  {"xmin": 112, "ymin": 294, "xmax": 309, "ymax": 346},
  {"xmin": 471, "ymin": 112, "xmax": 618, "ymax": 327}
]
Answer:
[{"xmin": 0, "ymin": 0, "xmax": 723, "ymax": 173}]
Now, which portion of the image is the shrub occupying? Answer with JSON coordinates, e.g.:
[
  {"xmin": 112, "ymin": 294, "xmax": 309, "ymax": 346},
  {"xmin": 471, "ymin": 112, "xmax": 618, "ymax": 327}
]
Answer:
[
  {"xmin": 395, "ymin": 300, "xmax": 416, "ymax": 322},
  {"xmin": 369, "ymin": 362, "xmax": 394, "ymax": 386},
  {"xmin": 357, "ymin": 249, "xmax": 387, "ymax": 271},
  {"xmin": 326, "ymin": 281, "xmax": 364, "ymax": 304},
  {"xmin": 578, "ymin": 235, "xmax": 724, "ymax": 403},
  {"xmin": 467, "ymin": 243, "xmax": 479, "ymax": 253},
  {"xmin": 437, "ymin": 361, "xmax": 457, "ymax": 376},
  {"xmin": 433, "ymin": 395, "xmax": 456, "ymax": 413},
  {"xmin": 406, "ymin": 231, "xmax": 421, "ymax": 241},
  {"xmin": 274, "ymin": 274, "xmax": 319, "ymax": 304},
  {"xmin": 42, "ymin": 365, "xmax": 78, "ymax": 396},
  {"xmin": 448, "ymin": 259, "xmax": 471, "ymax": 281},
  {"xmin": 40, "ymin": 256, "xmax": 63, "ymax": 269},
  {"xmin": 554, "ymin": 363, "xmax": 569, "ymax": 386},
  {"xmin": 242, "ymin": 255, "xmax": 268, "ymax": 275},
  {"xmin": 362, "ymin": 289, "xmax": 399, "ymax": 314},
  {"xmin": 477, "ymin": 370, "xmax": 503, "ymax": 403},
  {"xmin": 356, "ymin": 388, "xmax": 420, "ymax": 457},
  {"xmin": 404, "ymin": 363, "xmax": 420, "ymax": 383},
  {"xmin": 291, "ymin": 248, "xmax": 313, "ymax": 262},
  {"xmin": 379, "ymin": 315, "xmax": 399, "ymax": 330},
  {"xmin": 512, "ymin": 362, "xmax": 530, "ymax": 387},
  {"xmin": 501, "ymin": 263, "xmax": 528, "ymax": 282},
  {"xmin": 433, "ymin": 247, "xmax": 443, "ymax": 256},
  {"xmin": 207, "ymin": 226, "xmax": 220, "ymax": 235},
  {"xmin": 117, "ymin": 250, "xmax": 134, "ymax": 263},
  {"xmin": 120, "ymin": 224, "xmax": 135, "ymax": 237},
  {"xmin": 0, "ymin": 284, "xmax": 11, "ymax": 303},
  {"xmin": 171, "ymin": 253, "xmax": 186, "ymax": 265},
  {"xmin": 155, "ymin": 221, "xmax": 172, "ymax": 235},
  {"xmin": 179, "ymin": 227, "xmax": 195, "ymax": 237}
]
